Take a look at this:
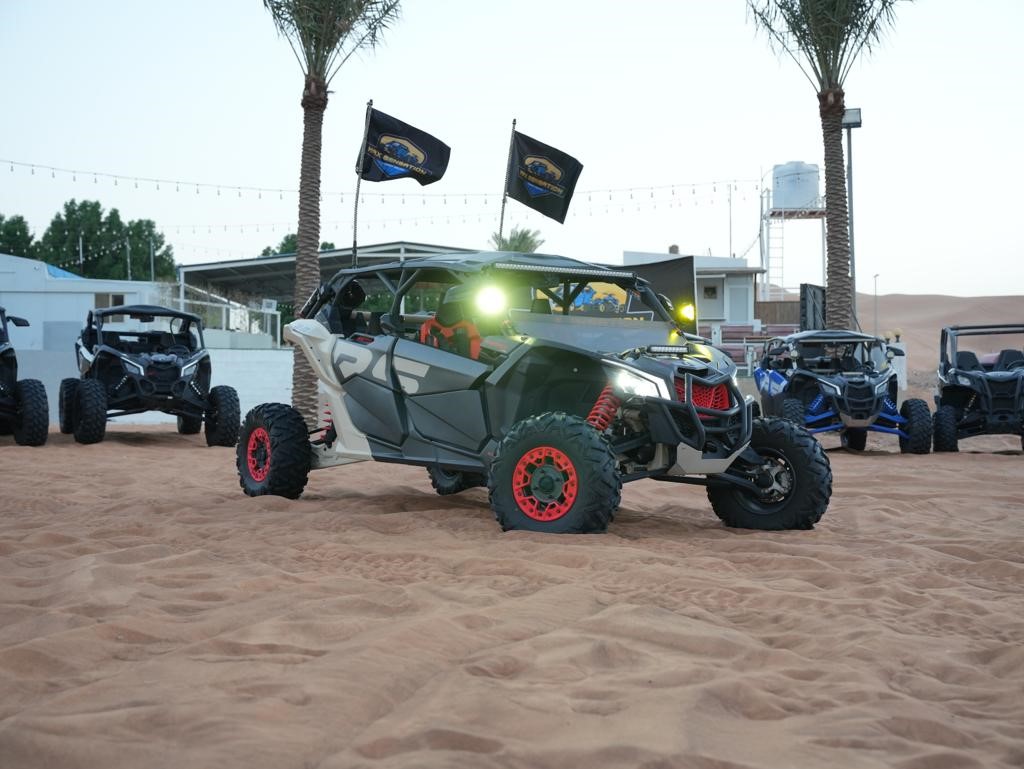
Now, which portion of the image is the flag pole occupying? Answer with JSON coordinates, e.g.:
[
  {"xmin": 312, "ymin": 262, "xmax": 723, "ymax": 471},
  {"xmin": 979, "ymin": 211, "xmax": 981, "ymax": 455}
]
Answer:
[
  {"xmin": 497, "ymin": 118, "xmax": 516, "ymax": 244},
  {"xmin": 352, "ymin": 99, "xmax": 374, "ymax": 268}
]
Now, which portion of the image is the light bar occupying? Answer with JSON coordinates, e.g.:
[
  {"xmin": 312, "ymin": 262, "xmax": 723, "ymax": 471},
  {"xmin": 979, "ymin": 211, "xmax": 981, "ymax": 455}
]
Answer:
[{"xmin": 492, "ymin": 262, "xmax": 637, "ymax": 279}]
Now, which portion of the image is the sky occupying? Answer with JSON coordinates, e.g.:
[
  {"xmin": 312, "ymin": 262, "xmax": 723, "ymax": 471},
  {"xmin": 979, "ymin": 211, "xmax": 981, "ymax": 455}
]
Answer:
[{"xmin": 2, "ymin": 0, "xmax": 1022, "ymax": 297}]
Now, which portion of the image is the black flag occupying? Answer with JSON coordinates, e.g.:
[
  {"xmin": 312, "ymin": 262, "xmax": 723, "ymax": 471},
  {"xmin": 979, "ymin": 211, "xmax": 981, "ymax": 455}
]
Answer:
[
  {"xmin": 505, "ymin": 131, "xmax": 583, "ymax": 223},
  {"xmin": 359, "ymin": 109, "xmax": 450, "ymax": 186}
]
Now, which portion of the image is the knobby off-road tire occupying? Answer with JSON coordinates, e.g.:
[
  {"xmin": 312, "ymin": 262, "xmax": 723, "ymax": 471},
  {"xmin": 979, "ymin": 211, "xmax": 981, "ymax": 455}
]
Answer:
[
  {"xmin": 58, "ymin": 378, "xmax": 79, "ymax": 434},
  {"xmin": 205, "ymin": 385, "xmax": 241, "ymax": 447},
  {"xmin": 841, "ymin": 428, "xmax": 867, "ymax": 451},
  {"xmin": 72, "ymin": 379, "xmax": 107, "ymax": 444},
  {"xmin": 177, "ymin": 414, "xmax": 202, "ymax": 435},
  {"xmin": 932, "ymin": 405, "xmax": 959, "ymax": 453},
  {"xmin": 899, "ymin": 398, "xmax": 933, "ymax": 454},
  {"xmin": 782, "ymin": 397, "xmax": 806, "ymax": 426},
  {"xmin": 708, "ymin": 417, "xmax": 832, "ymax": 530},
  {"xmin": 427, "ymin": 466, "xmax": 486, "ymax": 495},
  {"xmin": 237, "ymin": 403, "xmax": 311, "ymax": 499},
  {"xmin": 489, "ymin": 412, "xmax": 621, "ymax": 534},
  {"xmin": 12, "ymin": 379, "xmax": 49, "ymax": 446}
]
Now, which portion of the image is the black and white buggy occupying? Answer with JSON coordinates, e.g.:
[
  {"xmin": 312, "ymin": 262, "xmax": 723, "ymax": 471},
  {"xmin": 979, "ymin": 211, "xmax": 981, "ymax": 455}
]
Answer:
[
  {"xmin": 0, "ymin": 306, "xmax": 49, "ymax": 446},
  {"xmin": 933, "ymin": 324, "xmax": 1024, "ymax": 452},
  {"xmin": 237, "ymin": 252, "xmax": 833, "ymax": 533},
  {"xmin": 62, "ymin": 304, "xmax": 240, "ymax": 446}
]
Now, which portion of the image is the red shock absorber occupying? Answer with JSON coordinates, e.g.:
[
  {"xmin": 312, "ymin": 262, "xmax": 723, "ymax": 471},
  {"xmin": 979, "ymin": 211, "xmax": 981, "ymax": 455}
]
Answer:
[{"xmin": 587, "ymin": 384, "xmax": 621, "ymax": 431}]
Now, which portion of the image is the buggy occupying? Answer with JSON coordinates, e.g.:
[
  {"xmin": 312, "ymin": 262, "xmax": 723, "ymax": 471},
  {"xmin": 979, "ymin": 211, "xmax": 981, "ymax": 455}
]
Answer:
[
  {"xmin": 933, "ymin": 324, "xmax": 1024, "ymax": 451},
  {"xmin": 62, "ymin": 304, "xmax": 240, "ymax": 446},
  {"xmin": 0, "ymin": 307, "xmax": 48, "ymax": 446},
  {"xmin": 754, "ymin": 329, "xmax": 932, "ymax": 453},
  {"xmin": 236, "ymin": 252, "xmax": 833, "ymax": 533}
]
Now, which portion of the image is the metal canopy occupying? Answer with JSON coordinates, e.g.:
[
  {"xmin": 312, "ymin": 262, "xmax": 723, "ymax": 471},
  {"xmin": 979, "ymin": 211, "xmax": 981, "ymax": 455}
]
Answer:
[{"xmin": 177, "ymin": 241, "xmax": 474, "ymax": 303}]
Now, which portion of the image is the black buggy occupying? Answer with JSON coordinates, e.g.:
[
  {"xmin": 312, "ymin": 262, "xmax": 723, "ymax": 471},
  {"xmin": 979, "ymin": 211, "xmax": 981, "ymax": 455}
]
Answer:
[
  {"xmin": 753, "ymin": 329, "xmax": 932, "ymax": 453},
  {"xmin": 62, "ymin": 304, "xmax": 240, "ymax": 446},
  {"xmin": 0, "ymin": 307, "xmax": 49, "ymax": 446},
  {"xmin": 236, "ymin": 251, "xmax": 833, "ymax": 534},
  {"xmin": 933, "ymin": 324, "xmax": 1024, "ymax": 452}
]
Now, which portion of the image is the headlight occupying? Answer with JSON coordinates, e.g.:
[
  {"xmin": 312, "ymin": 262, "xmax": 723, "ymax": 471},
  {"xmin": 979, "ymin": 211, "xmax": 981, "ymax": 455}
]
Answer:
[
  {"xmin": 819, "ymin": 380, "xmax": 842, "ymax": 396},
  {"xmin": 181, "ymin": 360, "xmax": 199, "ymax": 376},
  {"xmin": 956, "ymin": 374, "xmax": 972, "ymax": 386},
  {"xmin": 614, "ymin": 370, "xmax": 662, "ymax": 398},
  {"xmin": 122, "ymin": 357, "xmax": 144, "ymax": 374},
  {"xmin": 475, "ymin": 286, "xmax": 507, "ymax": 315},
  {"xmin": 874, "ymin": 373, "xmax": 892, "ymax": 394}
]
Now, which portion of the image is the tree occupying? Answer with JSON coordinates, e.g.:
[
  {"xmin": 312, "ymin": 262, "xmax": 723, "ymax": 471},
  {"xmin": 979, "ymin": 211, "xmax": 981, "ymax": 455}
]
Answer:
[
  {"xmin": 264, "ymin": 0, "xmax": 402, "ymax": 427},
  {"xmin": 490, "ymin": 226, "xmax": 545, "ymax": 253},
  {"xmin": 0, "ymin": 214, "xmax": 36, "ymax": 258},
  {"xmin": 259, "ymin": 233, "xmax": 335, "ymax": 257},
  {"xmin": 34, "ymin": 199, "xmax": 176, "ymax": 281},
  {"xmin": 748, "ymin": 0, "xmax": 902, "ymax": 329}
]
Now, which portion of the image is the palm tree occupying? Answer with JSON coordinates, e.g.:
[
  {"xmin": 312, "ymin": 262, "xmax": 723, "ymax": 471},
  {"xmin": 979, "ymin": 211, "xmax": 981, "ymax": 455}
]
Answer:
[
  {"xmin": 748, "ymin": 0, "xmax": 902, "ymax": 329},
  {"xmin": 264, "ymin": 0, "xmax": 401, "ymax": 425},
  {"xmin": 490, "ymin": 226, "xmax": 545, "ymax": 253}
]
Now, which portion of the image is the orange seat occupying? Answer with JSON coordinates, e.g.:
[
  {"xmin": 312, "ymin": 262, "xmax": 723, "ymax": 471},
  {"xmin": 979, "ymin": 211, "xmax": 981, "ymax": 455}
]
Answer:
[{"xmin": 419, "ymin": 301, "xmax": 481, "ymax": 359}]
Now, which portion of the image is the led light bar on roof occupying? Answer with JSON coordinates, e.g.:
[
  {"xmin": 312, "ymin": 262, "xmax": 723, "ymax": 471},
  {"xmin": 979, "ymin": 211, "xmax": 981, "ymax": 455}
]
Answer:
[
  {"xmin": 492, "ymin": 262, "xmax": 636, "ymax": 279},
  {"xmin": 646, "ymin": 345, "xmax": 691, "ymax": 353}
]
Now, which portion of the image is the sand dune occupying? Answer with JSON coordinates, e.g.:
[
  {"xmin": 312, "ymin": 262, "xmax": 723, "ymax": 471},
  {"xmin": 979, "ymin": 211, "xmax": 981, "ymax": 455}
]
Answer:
[{"xmin": 1, "ymin": 294, "xmax": 1022, "ymax": 768}]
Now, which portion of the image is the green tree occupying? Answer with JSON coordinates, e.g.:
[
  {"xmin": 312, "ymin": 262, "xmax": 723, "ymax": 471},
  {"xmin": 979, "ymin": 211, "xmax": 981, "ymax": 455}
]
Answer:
[
  {"xmin": 264, "ymin": 0, "xmax": 402, "ymax": 425},
  {"xmin": 0, "ymin": 214, "xmax": 36, "ymax": 258},
  {"xmin": 35, "ymin": 199, "xmax": 176, "ymax": 281},
  {"xmin": 258, "ymin": 233, "xmax": 336, "ymax": 257},
  {"xmin": 748, "ymin": 0, "xmax": 903, "ymax": 329},
  {"xmin": 490, "ymin": 226, "xmax": 545, "ymax": 253}
]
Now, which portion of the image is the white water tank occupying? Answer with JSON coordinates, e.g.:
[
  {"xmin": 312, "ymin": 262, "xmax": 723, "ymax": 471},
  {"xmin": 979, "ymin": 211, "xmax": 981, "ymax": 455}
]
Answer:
[{"xmin": 771, "ymin": 162, "xmax": 821, "ymax": 210}]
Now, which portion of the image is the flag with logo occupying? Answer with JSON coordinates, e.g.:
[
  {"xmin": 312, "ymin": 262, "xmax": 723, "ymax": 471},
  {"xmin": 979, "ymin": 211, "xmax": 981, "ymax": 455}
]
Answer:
[
  {"xmin": 359, "ymin": 109, "xmax": 450, "ymax": 186},
  {"xmin": 505, "ymin": 131, "xmax": 583, "ymax": 223}
]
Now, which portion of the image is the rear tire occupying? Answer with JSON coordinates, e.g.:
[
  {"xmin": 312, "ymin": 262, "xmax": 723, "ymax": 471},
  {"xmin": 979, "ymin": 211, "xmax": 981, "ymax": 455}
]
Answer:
[
  {"xmin": 782, "ymin": 397, "xmax": 805, "ymax": 426},
  {"xmin": 177, "ymin": 414, "xmax": 202, "ymax": 434},
  {"xmin": 58, "ymin": 378, "xmax": 79, "ymax": 434},
  {"xmin": 12, "ymin": 379, "xmax": 49, "ymax": 446},
  {"xmin": 427, "ymin": 466, "xmax": 486, "ymax": 495},
  {"xmin": 899, "ymin": 398, "xmax": 932, "ymax": 454},
  {"xmin": 72, "ymin": 379, "xmax": 107, "ymax": 444},
  {"xmin": 205, "ymin": 385, "xmax": 240, "ymax": 447},
  {"xmin": 708, "ymin": 417, "xmax": 831, "ymax": 530},
  {"xmin": 489, "ymin": 412, "xmax": 620, "ymax": 534},
  {"xmin": 932, "ymin": 404, "xmax": 959, "ymax": 452},
  {"xmin": 841, "ymin": 428, "xmax": 867, "ymax": 451},
  {"xmin": 237, "ymin": 403, "xmax": 311, "ymax": 498}
]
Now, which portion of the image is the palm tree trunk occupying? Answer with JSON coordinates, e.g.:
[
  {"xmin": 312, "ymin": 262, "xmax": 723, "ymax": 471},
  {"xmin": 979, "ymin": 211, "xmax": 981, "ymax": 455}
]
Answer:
[
  {"xmin": 291, "ymin": 75, "xmax": 328, "ymax": 428},
  {"xmin": 819, "ymin": 87, "xmax": 852, "ymax": 330}
]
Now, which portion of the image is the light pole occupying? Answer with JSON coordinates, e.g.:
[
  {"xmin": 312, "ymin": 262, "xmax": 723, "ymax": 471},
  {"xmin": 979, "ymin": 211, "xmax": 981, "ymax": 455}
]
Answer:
[
  {"xmin": 843, "ymin": 107, "xmax": 862, "ymax": 327},
  {"xmin": 873, "ymin": 273, "xmax": 879, "ymax": 336}
]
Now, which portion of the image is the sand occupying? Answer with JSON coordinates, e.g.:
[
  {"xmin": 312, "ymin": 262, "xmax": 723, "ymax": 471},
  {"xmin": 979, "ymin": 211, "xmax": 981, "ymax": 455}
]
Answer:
[{"xmin": 1, "ymin": 295, "xmax": 1023, "ymax": 769}]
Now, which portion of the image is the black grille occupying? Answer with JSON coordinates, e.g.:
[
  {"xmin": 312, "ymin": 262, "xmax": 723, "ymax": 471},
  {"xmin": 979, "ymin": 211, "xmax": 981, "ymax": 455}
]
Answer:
[
  {"xmin": 146, "ymin": 363, "xmax": 179, "ymax": 390},
  {"xmin": 988, "ymin": 380, "xmax": 1020, "ymax": 413}
]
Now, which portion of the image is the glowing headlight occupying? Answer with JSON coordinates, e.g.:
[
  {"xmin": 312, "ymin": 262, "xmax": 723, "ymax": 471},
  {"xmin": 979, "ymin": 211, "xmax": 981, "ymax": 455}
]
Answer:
[
  {"xmin": 614, "ymin": 370, "xmax": 662, "ymax": 398},
  {"xmin": 678, "ymin": 303, "xmax": 696, "ymax": 322},
  {"xmin": 475, "ymin": 286, "xmax": 507, "ymax": 315}
]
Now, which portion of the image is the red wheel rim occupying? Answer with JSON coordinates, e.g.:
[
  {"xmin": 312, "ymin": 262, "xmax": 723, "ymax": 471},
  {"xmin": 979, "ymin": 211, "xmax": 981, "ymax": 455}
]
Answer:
[
  {"xmin": 247, "ymin": 427, "xmax": 271, "ymax": 482},
  {"xmin": 512, "ymin": 446, "xmax": 578, "ymax": 521}
]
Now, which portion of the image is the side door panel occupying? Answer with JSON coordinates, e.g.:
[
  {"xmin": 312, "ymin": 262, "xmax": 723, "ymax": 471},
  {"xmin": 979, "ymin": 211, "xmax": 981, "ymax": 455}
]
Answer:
[{"xmin": 331, "ymin": 335, "xmax": 406, "ymax": 447}]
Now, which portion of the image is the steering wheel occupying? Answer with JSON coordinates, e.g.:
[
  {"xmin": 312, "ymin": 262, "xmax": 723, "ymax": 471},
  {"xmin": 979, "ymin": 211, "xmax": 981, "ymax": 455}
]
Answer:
[
  {"xmin": 1007, "ymin": 359, "xmax": 1024, "ymax": 371},
  {"xmin": 165, "ymin": 344, "xmax": 191, "ymax": 357}
]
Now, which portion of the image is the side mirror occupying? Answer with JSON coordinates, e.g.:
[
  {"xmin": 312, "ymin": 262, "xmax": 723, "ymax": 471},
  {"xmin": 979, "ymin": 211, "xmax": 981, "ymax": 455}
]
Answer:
[
  {"xmin": 657, "ymin": 293, "xmax": 674, "ymax": 313},
  {"xmin": 379, "ymin": 313, "xmax": 399, "ymax": 335},
  {"xmin": 9, "ymin": 316, "xmax": 30, "ymax": 327}
]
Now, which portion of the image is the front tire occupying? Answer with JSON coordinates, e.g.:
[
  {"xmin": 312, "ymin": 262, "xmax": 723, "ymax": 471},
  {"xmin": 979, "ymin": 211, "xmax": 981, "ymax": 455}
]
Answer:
[
  {"xmin": 489, "ymin": 412, "xmax": 620, "ymax": 534},
  {"xmin": 933, "ymin": 405, "xmax": 959, "ymax": 452},
  {"xmin": 177, "ymin": 413, "xmax": 202, "ymax": 435},
  {"xmin": 237, "ymin": 403, "xmax": 311, "ymax": 498},
  {"xmin": 12, "ymin": 379, "xmax": 49, "ymax": 446},
  {"xmin": 899, "ymin": 398, "xmax": 932, "ymax": 454},
  {"xmin": 205, "ymin": 385, "xmax": 240, "ymax": 447},
  {"xmin": 841, "ymin": 428, "xmax": 867, "ymax": 451},
  {"xmin": 427, "ymin": 466, "xmax": 486, "ymax": 496},
  {"xmin": 708, "ymin": 417, "xmax": 831, "ymax": 530},
  {"xmin": 58, "ymin": 378, "xmax": 79, "ymax": 434},
  {"xmin": 781, "ymin": 397, "xmax": 805, "ymax": 426},
  {"xmin": 72, "ymin": 379, "xmax": 107, "ymax": 444}
]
